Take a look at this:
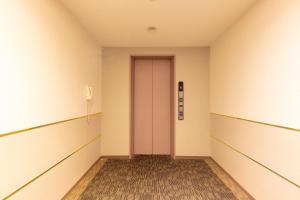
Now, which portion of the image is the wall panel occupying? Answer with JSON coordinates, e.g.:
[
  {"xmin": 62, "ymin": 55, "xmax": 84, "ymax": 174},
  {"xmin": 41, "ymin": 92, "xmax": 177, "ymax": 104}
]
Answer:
[
  {"xmin": 11, "ymin": 136, "xmax": 101, "ymax": 200},
  {"xmin": 0, "ymin": 115, "xmax": 101, "ymax": 199},
  {"xmin": 211, "ymin": 137, "xmax": 300, "ymax": 200},
  {"xmin": 211, "ymin": 114, "xmax": 300, "ymax": 186}
]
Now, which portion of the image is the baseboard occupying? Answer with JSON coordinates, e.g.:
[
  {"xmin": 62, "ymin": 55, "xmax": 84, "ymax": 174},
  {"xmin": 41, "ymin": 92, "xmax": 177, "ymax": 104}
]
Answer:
[
  {"xmin": 62, "ymin": 156, "xmax": 102, "ymax": 199},
  {"xmin": 208, "ymin": 157, "xmax": 255, "ymax": 200},
  {"xmin": 101, "ymin": 155, "xmax": 210, "ymax": 160},
  {"xmin": 100, "ymin": 155, "xmax": 130, "ymax": 159},
  {"xmin": 175, "ymin": 156, "xmax": 210, "ymax": 160}
]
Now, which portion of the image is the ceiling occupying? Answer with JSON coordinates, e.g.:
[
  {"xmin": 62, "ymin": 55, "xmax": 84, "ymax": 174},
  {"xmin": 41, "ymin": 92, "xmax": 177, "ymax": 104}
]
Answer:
[{"xmin": 61, "ymin": 0, "xmax": 256, "ymax": 47}]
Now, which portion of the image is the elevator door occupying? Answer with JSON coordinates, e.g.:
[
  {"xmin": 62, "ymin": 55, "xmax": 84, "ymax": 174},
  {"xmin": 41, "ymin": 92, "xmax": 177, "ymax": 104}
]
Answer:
[{"xmin": 133, "ymin": 58, "xmax": 171, "ymax": 155}]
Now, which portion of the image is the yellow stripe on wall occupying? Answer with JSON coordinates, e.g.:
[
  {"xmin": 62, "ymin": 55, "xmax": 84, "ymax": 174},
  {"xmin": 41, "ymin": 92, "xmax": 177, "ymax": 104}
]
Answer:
[
  {"xmin": 2, "ymin": 134, "xmax": 101, "ymax": 200},
  {"xmin": 210, "ymin": 113, "xmax": 300, "ymax": 133},
  {"xmin": 0, "ymin": 112, "xmax": 102, "ymax": 138},
  {"xmin": 211, "ymin": 135, "xmax": 300, "ymax": 189}
]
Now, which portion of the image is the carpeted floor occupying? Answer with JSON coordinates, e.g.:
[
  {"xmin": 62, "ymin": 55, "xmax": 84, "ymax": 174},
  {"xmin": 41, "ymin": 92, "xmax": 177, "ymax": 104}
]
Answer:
[{"xmin": 79, "ymin": 155, "xmax": 237, "ymax": 200}]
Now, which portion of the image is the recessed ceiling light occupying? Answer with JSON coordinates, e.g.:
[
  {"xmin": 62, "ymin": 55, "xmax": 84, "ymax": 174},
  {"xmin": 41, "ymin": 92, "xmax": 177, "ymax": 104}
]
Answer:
[{"xmin": 147, "ymin": 26, "xmax": 157, "ymax": 32}]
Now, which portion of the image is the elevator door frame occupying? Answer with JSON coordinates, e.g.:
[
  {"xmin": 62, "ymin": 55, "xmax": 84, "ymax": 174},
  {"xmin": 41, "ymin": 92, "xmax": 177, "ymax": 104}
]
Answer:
[{"xmin": 130, "ymin": 56, "xmax": 175, "ymax": 158}]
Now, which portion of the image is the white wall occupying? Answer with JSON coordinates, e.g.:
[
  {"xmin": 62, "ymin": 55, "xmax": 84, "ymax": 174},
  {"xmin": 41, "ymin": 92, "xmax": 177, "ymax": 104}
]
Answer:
[
  {"xmin": 0, "ymin": 1, "xmax": 101, "ymax": 134},
  {"xmin": 210, "ymin": 0, "xmax": 300, "ymax": 129},
  {"xmin": 0, "ymin": 1, "xmax": 101, "ymax": 199},
  {"xmin": 210, "ymin": 0, "xmax": 300, "ymax": 199},
  {"xmin": 211, "ymin": 114, "xmax": 300, "ymax": 200},
  {"xmin": 102, "ymin": 47, "xmax": 210, "ymax": 156},
  {"xmin": 0, "ymin": 115, "xmax": 101, "ymax": 200}
]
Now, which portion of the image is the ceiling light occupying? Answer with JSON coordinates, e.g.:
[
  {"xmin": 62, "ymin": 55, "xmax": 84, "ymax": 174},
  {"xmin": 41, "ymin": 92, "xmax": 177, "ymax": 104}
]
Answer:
[{"xmin": 147, "ymin": 26, "xmax": 157, "ymax": 32}]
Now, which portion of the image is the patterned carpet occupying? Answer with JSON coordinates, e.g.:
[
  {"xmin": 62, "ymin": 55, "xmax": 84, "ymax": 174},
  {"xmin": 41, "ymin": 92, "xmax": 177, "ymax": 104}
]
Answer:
[{"xmin": 79, "ymin": 155, "xmax": 237, "ymax": 200}]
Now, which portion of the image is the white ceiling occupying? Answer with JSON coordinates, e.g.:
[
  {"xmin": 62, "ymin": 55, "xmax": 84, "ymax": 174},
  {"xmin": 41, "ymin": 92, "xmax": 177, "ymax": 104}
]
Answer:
[{"xmin": 61, "ymin": 0, "xmax": 256, "ymax": 47}]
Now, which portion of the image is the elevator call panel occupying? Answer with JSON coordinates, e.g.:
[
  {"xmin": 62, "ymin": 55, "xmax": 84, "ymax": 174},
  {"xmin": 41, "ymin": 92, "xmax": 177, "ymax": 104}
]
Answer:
[{"xmin": 178, "ymin": 81, "xmax": 184, "ymax": 120}]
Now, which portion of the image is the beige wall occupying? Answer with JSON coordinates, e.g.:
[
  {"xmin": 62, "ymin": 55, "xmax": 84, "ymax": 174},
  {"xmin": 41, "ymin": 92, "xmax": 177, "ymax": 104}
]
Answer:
[
  {"xmin": 210, "ymin": 0, "xmax": 300, "ymax": 129},
  {"xmin": 0, "ymin": 1, "xmax": 102, "ymax": 134},
  {"xmin": 102, "ymin": 47, "xmax": 210, "ymax": 156},
  {"xmin": 0, "ymin": 1, "xmax": 101, "ymax": 199},
  {"xmin": 211, "ymin": 115, "xmax": 300, "ymax": 200},
  {"xmin": 0, "ymin": 115, "xmax": 101, "ymax": 200},
  {"xmin": 210, "ymin": 0, "xmax": 300, "ymax": 199}
]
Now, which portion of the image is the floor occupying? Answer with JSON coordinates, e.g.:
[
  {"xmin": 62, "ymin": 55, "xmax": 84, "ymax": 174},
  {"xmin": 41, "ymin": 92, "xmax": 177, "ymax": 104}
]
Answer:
[{"xmin": 64, "ymin": 156, "xmax": 253, "ymax": 200}]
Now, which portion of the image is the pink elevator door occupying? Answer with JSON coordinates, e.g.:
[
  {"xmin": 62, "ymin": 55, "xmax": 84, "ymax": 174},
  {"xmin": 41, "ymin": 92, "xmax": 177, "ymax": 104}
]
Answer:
[
  {"xmin": 134, "ymin": 59, "xmax": 153, "ymax": 154},
  {"xmin": 133, "ymin": 58, "xmax": 171, "ymax": 155},
  {"xmin": 153, "ymin": 59, "xmax": 171, "ymax": 154}
]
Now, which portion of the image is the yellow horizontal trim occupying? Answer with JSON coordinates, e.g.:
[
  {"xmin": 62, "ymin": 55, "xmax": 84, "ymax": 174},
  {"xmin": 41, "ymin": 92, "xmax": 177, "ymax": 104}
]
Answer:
[
  {"xmin": 210, "ymin": 113, "xmax": 300, "ymax": 133},
  {"xmin": 211, "ymin": 135, "xmax": 300, "ymax": 189},
  {"xmin": 0, "ymin": 112, "xmax": 102, "ymax": 138},
  {"xmin": 3, "ymin": 134, "xmax": 101, "ymax": 200}
]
